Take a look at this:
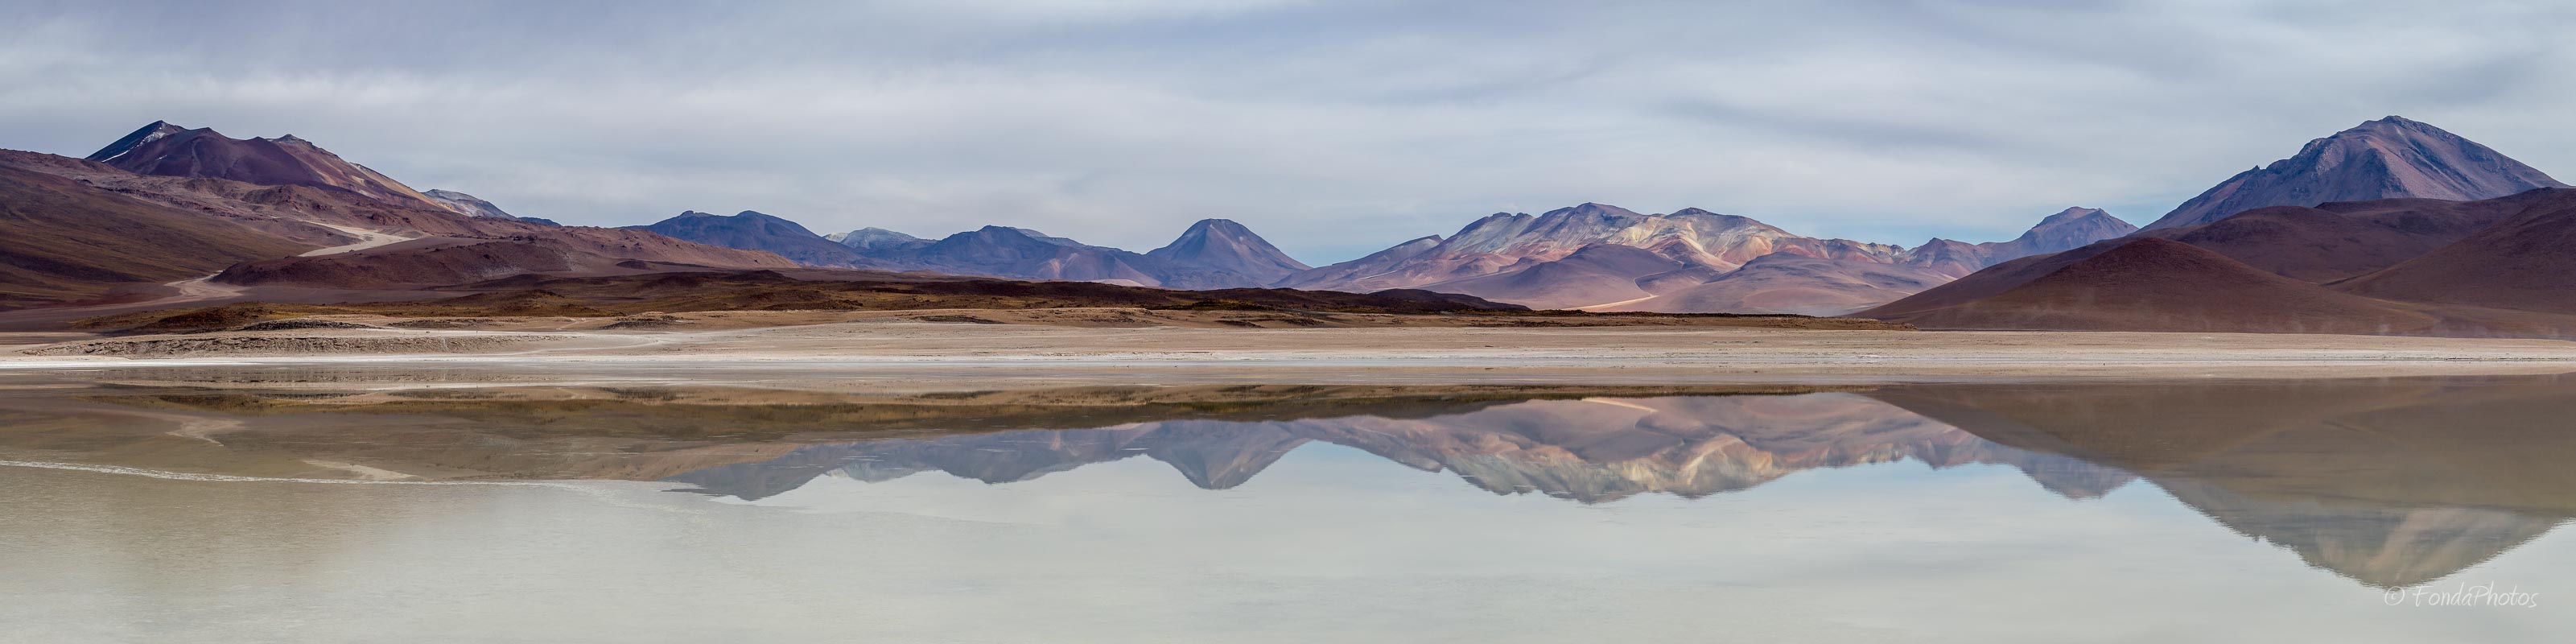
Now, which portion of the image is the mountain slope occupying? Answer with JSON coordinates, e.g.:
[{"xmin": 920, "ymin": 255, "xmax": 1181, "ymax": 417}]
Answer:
[
  {"xmin": 1276, "ymin": 203, "xmax": 1905, "ymax": 295},
  {"xmin": 1980, "ymin": 207, "xmax": 2137, "ymax": 262},
  {"xmin": 628, "ymin": 211, "xmax": 867, "ymax": 267},
  {"xmin": 3, "ymin": 142, "xmax": 793, "ymax": 287},
  {"xmin": 804, "ymin": 221, "xmax": 1305, "ymax": 289},
  {"xmin": 1898, "ymin": 238, "xmax": 1991, "ymax": 279},
  {"xmin": 1273, "ymin": 203, "xmax": 1915, "ymax": 312},
  {"xmin": 2335, "ymin": 189, "xmax": 2576, "ymax": 313},
  {"xmin": 422, "ymin": 189, "xmax": 553, "ymax": 224},
  {"xmin": 2158, "ymin": 196, "xmax": 2531, "ymax": 283},
  {"xmin": 1280, "ymin": 203, "xmax": 2133, "ymax": 313},
  {"xmin": 2145, "ymin": 116, "xmax": 2566, "ymax": 229},
  {"xmin": 87, "ymin": 121, "xmax": 455, "ymax": 213},
  {"xmin": 1267, "ymin": 235, "xmax": 1443, "ymax": 289},
  {"xmin": 1861, "ymin": 241, "xmax": 2122, "ymax": 320},
  {"xmin": 1601, "ymin": 254, "xmax": 1956, "ymax": 316},
  {"xmin": 1866, "ymin": 191, "xmax": 2553, "ymax": 321},
  {"xmin": 1146, "ymin": 218, "xmax": 1311, "ymax": 286},
  {"xmin": 893, "ymin": 225, "xmax": 1168, "ymax": 286},
  {"xmin": 8, "ymin": 151, "xmax": 790, "ymax": 268},
  {"xmin": 1902, "ymin": 207, "xmax": 2137, "ymax": 277},
  {"xmin": 211, "ymin": 237, "xmax": 645, "ymax": 290},
  {"xmin": 0, "ymin": 166, "xmax": 314, "ymax": 307},
  {"xmin": 1420, "ymin": 244, "xmax": 1684, "ymax": 310},
  {"xmin": 1873, "ymin": 237, "xmax": 2442, "ymax": 334}
]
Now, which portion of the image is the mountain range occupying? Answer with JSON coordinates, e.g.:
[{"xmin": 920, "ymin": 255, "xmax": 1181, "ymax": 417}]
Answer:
[
  {"xmin": 622, "ymin": 117, "xmax": 2558, "ymax": 320},
  {"xmin": 629, "ymin": 199, "xmax": 2138, "ymax": 316},
  {"xmin": 1265, "ymin": 117, "xmax": 2553, "ymax": 316},
  {"xmin": 638, "ymin": 210, "xmax": 1313, "ymax": 290},
  {"xmin": 3, "ymin": 114, "xmax": 2570, "ymax": 337}
]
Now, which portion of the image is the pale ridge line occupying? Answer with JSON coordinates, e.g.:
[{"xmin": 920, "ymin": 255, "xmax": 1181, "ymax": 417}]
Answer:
[{"xmin": 1574, "ymin": 295, "xmax": 1659, "ymax": 311}]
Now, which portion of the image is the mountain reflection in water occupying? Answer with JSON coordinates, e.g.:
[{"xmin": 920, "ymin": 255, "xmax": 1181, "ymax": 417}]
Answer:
[
  {"xmin": 664, "ymin": 378, "xmax": 2576, "ymax": 590},
  {"xmin": 668, "ymin": 394, "xmax": 2129, "ymax": 503},
  {"xmin": 6, "ymin": 375, "xmax": 2574, "ymax": 593}
]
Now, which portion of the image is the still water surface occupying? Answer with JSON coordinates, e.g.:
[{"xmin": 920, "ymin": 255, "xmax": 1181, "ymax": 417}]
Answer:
[{"xmin": 2, "ymin": 376, "xmax": 2570, "ymax": 642}]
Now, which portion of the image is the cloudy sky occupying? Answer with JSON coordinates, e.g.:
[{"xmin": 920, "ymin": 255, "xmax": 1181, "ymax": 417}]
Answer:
[{"xmin": 6, "ymin": 1, "xmax": 2572, "ymax": 262}]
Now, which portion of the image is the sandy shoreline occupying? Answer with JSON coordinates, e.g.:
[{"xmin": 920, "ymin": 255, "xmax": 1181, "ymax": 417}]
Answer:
[{"xmin": 7, "ymin": 314, "xmax": 2576, "ymax": 388}]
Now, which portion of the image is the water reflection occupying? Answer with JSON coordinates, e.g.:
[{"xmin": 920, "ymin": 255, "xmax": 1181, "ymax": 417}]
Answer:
[
  {"xmin": 666, "ymin": 394, "xmax": 2129, "ymax": 503},
  {"xmin": 657, "ymin": 378, "xmax": 2576, "ymax": 590},
  {"xmin": 5, "ymin": 376, "xmax": 2574, "ymax": 592},
  {"xmin": 1875, "ymin": 378, "xmax": 2576, "ymax": 589}
]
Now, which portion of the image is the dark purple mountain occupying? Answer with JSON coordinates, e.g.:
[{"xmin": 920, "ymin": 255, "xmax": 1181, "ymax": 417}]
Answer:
[{"xmin": 2145, "ymin": 116, "xmax": 2564, "ymax": 229}]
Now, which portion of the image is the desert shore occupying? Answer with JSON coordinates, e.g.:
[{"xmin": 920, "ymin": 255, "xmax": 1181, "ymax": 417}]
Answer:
[{"xmin": 6, "ymin": 308, "xmax": 2576, "ymax": 389}]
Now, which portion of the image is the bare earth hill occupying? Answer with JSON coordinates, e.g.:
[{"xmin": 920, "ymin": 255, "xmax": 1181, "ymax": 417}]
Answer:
[
  {"xmin": 210, "ymin": 238, "xmax": 732, "ymax": 290},
  {"xmin": 1876, "ymin": 237, "xmax": 2443, "ymax": 334},
  {"xmin": 0, "ymin": 165, "xmax": 313, "ymax": 306},
  {"xmin": 2336, "ymin": 189, "xmax": 2576, "ymax": 314}
]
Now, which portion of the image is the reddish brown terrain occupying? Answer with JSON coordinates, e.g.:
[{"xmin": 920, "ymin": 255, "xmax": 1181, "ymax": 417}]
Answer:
[
  {"xmin": 1597, "ymin": 254, "xmax": 1955, "ymax": 316},
  {"xmin": 52, "ymin": 269, "xmax": 1605, "ymax": 333},
  {"xmin": 1869, "ymin": 188, "xmax": 2576, "ymax": 337},
  {"xmin": 1857, "ymin": 242, "xmax": 2122, "ymax": 321},
  {"xmin": 1876, "ymin": 237, "xmax": 2446, "ymax": 334},
  {"xmin": 2337, "ymin": 190, "xmax": 2576, "ymax": 314},
  {"xmin": 0, "ymin": 150, "xmax": 789, "ymax": 269},
  {"xmin": 0, "ymin": 165, "xmax": 312, "ymax": 306},
  {"xmin": 210, "ymin": 238, "xmax": 727, "ymax": 290},
  {"xmin": 2153, "ymin": 198, "xmax": 2522, "ymax": 282}
]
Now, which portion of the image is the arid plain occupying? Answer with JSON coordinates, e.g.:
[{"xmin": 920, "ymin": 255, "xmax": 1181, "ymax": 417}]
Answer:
[{"xmin": 12, "ymin": 311, "xmax": 2576, "ymax": 390}]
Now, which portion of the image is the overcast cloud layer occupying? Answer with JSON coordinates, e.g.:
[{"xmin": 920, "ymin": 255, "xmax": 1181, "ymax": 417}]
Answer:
[{"xmin": 6, "ymin": 0, "xmax": 2572, "ymax": 262}]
